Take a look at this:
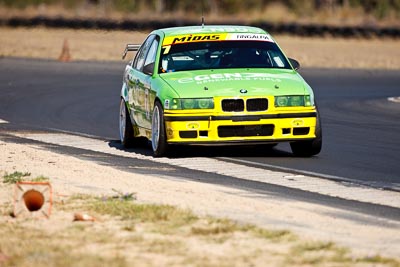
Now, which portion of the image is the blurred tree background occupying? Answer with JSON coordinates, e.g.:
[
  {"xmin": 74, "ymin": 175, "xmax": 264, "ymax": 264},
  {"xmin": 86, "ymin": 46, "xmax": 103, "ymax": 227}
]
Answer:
[{"xmin": 1, "ymin": 0, "xmax": 399, "ymax": 25}]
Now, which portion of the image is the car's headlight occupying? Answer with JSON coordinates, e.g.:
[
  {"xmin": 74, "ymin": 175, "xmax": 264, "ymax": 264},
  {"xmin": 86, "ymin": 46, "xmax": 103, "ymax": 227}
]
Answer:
[
  {"xmin": 275, "ymin": 95, "xmax": 314, "ymax": 107},
  {"xmin": 168, "ymin": 98, "xmax": 214, "ymax": 110}
]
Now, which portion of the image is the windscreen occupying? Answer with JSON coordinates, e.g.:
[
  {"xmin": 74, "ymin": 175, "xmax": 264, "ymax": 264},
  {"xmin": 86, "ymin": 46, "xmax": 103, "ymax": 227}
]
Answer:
[{"xmin": 159, "ymin": 41, "xmax": 291, "ymax": 73}]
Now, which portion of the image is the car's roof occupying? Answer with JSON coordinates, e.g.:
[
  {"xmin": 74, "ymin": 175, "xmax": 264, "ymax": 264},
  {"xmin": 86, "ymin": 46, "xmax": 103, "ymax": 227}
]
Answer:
[{"xmin": 153, "ymin": 25, "xmax": 269, "ymax": 37}]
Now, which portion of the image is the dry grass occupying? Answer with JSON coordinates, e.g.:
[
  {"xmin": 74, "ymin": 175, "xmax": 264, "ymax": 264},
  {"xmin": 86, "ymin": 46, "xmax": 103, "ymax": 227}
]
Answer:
[
  {"xmin": 0, "ymin": 193, "xmax": 399, "ymax": 267},
  {"xmin": 1, "ymin": 26, "xmax": 400, "ymax": 69}
]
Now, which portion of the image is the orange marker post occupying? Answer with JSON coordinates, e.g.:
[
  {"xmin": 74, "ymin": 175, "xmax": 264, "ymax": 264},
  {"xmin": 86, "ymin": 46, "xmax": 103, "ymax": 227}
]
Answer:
[{"xmin": 14, "ymin": 182, "xmax": 53, "ymax": 218}]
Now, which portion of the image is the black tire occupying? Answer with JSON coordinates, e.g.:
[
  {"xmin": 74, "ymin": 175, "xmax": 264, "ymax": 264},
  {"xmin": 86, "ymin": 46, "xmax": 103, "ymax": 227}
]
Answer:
[
  {"xmin": 290, "ymin": 112, "xmax": 322, "ymax": 157},
  {"xmin": 119, "ymin": 98, "xmax": 136, "ymax": 147},
  {"xmin": 151, "ymin": 101, "xmax": 168, "ymax": 157}
]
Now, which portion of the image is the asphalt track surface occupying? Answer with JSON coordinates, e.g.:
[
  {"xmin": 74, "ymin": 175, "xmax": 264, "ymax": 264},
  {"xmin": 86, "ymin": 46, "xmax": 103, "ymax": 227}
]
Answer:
[{"xmin": 0, "ymin": 57, "xmax": 399, "ymax": 191}]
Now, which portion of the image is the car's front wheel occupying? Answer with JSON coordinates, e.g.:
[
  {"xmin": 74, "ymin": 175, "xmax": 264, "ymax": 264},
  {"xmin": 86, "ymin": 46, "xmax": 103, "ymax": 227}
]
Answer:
[
  {"xmin": 119, "ymin": 98, "xmax": 136, "ymax": 147},
  {"xmin": 290, "ymin": 113, "xmax": 322, "ymax": 157},
  {"xmin": 151, "ymin": 101, "xmax": 168, "ymax": 157}
]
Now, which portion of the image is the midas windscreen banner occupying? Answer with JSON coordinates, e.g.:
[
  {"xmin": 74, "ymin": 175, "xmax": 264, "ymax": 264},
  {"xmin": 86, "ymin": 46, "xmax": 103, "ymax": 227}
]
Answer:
[{"xmin": 162, "ymin": 33, "xmax": 274, "ymax": 46}]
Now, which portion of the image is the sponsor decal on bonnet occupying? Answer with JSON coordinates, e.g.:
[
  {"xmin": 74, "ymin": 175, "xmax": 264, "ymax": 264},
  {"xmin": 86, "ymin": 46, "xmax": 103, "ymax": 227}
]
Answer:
[{"xmin": 177, "ymin": 73, "xmax": 282, "ymax": 84}]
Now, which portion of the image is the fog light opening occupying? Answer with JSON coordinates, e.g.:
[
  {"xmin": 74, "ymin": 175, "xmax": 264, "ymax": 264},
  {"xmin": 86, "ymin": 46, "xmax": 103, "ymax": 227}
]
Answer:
[{"xmin": 199, "ymin": 131, "xmax": 208, "ymax": 137}]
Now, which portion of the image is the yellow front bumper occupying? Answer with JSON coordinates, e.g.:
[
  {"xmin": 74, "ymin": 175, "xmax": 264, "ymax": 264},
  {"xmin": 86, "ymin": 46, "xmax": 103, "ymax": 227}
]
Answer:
[{"xmin": 164, "ymin": 109, "xmax": 318, "ymax": 144}]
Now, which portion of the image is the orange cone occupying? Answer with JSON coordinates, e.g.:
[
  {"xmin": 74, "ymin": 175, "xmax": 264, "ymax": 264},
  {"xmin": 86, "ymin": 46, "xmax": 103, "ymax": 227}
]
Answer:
[
  {"xmin": 58, "ymin": 38, "xmax": 71, "ymax": 62},
  {"xmin": 14, "ymin": 181, "xmax": 53, "ymax": 218}
]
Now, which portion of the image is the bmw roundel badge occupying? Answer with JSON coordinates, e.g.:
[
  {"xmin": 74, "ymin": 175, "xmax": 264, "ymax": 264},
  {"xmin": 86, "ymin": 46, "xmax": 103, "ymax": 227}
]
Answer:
[{"xmin": 240, "ymin": 89, "xmax": 248, "ymax": 94}]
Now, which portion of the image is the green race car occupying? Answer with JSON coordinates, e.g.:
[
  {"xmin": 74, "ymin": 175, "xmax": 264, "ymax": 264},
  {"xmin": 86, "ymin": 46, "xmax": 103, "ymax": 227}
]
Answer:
[{"xmin": 119, "ymin": 25, "xmax": 322, "ymax": 157}]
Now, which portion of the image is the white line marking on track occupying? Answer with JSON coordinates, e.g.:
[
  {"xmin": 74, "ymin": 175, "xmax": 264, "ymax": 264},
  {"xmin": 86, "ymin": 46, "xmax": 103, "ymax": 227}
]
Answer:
[
  {"xmin": 10, "ymin": 132, "xmax": 400, "ymax": 209},
  {"xmin": 218, "ymin": 157, "xmax": 393, "ymax": 190},
  {"xmin": 0, "ymin": 119, "xmax": 9, "ymax": 124},
  {"xmin": 388, "ymin": 96, "xmax": 400, "ymax": 103}
]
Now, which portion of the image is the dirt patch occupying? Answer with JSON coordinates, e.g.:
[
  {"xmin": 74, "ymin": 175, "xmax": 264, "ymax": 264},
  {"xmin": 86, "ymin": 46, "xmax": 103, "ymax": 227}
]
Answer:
[
  {"xmin": 1, "ymin": 136, "xmax": 400, "ymax": 266},
  {"xmin": 277, "ymin": 35, "xmax": 400, "ymax": 70},
  {"xmin": 0, "ymin": 27, "xmax": 148, "ymax": 61},
  {"xmin": 1, "ymin": 26, "xmax": 400, "ymax": 69}
]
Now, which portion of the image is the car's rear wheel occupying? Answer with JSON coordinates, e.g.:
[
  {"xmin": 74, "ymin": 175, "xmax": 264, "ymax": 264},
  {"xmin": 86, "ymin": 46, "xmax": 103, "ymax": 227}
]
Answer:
[
  {"xmin": 151, "ymin": 101, "xmax": 168, "ymax": 157},
  {"xmin": 290, "ymin": 113, "xmax": 322, "ymax": 157},
  {"xmin": 119, "ymin": 98, "xmax": 136, "ymax": 147}
]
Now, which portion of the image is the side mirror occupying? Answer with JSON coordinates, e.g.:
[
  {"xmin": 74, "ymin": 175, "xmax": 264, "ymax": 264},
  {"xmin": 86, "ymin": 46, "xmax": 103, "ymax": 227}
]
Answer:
[
  {"xmin": 143, "ymin": 63, "xmax": 154, "ymax": 76},
  {"xmin": 289, "ymin": 58, "xmax": 300, "ymax": 70}
]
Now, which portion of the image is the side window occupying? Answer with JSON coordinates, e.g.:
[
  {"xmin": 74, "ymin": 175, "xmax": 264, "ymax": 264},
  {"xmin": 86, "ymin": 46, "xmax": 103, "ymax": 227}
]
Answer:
[
  {"xmin": 268, "ymin": 50, "xmax": 286, "ymax": 68},
  {"xmin": 133, "ymin": 35, "xmax": 155, "ymax": 71},
  {"xmin": 144, "ymin": 37, "xmax": 159, "ymax": 67}
]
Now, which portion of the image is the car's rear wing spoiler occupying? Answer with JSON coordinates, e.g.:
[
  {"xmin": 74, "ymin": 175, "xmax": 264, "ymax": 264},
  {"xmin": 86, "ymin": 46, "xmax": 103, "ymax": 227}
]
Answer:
[{"xmin": 122, "ymin": 44, "xmax": 141, "ymax": 60}]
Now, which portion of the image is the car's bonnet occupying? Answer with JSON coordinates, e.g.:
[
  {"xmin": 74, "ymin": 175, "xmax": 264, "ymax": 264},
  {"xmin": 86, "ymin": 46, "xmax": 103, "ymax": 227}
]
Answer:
[{"xmin": 159, "ymin": 68, "xmax": 307, "ymax": 98}]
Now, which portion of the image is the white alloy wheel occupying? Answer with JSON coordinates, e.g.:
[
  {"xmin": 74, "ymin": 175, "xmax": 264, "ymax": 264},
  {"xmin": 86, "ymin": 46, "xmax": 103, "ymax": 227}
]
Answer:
[
  {"xmin": 119, "ymin": 98, "xmax": 135, "ymax": 147},
  {"xmin": 119, "ymin": 99, "xmax": 126, "ymax": 143},
  {"xmin": 151, "ymin": 102, "xmax": 168, "ymax": 156},
  {"xmin": 151, "ymin": 104, "xmax": 160, "ymax": 152}
]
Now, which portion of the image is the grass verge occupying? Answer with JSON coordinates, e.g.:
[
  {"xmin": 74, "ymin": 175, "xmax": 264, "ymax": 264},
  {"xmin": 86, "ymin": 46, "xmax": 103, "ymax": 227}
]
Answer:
[
  {"xmin": 0, "ymin": 193, "xmax": 399, "ymax": 267},
  {"xmin": 2, "ymin": 171, "xmax": 31, "ymax": 184},
  {"xmin": 2, "ymin": 171, "xmax": 50, "ymax": 184}
]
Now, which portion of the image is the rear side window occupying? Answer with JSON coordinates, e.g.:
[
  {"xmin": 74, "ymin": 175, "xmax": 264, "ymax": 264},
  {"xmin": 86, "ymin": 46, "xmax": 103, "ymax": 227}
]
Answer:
[
  {"xmin": 133, "ymin": 35, "xmax": 155, "ymax": 71},
  {"xmin": 144, "ymin": 37, "xmax": 159, "ymax": 67}
]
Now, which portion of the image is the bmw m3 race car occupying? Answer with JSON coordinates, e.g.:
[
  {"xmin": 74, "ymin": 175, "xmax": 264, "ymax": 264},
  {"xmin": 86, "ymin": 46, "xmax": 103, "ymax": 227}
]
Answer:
[{"xmin": 119, "ymin": 25, "xmax": 322, "ymax": 157}]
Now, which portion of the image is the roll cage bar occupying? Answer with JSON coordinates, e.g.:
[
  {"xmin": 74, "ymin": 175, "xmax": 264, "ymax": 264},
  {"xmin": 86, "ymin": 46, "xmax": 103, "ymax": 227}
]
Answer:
[{"xmin": 122, "ymin": 44, "xmax": 141, "ymax": 60}]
